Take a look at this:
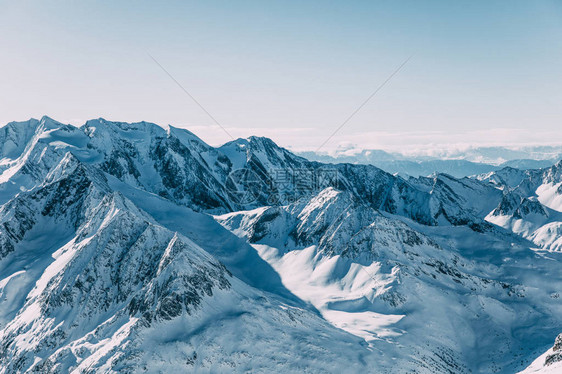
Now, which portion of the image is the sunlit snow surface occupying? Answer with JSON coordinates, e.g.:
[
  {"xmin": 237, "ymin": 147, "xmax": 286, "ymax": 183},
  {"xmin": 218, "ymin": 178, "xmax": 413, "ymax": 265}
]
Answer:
[{"xmin": 254, "ymin": 244, "xmax": 405, "ymax": 342}]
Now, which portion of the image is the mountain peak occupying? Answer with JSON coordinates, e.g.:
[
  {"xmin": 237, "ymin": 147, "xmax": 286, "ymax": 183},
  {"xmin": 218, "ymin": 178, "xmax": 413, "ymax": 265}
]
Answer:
[
  {"xmin": 167, "ymin": 125, "xmax": 210, "ymax": 149},
  {"xmin": 221, "ymin": 136, "xmax": 282, "ymax": 151},
  {"xmin": 83, "ymin": 117, "xmax": 164, "ymax": 132},
  {"xmin": 39, "ymin": 115, "xmax": 66, "ymax": 130}
]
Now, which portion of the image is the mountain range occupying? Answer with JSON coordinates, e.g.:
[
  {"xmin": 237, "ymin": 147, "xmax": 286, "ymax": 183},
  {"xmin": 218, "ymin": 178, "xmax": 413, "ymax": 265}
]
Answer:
[
  {"xmin": 0, "ymin": 116, "xmax": 561, "ymax": 373},
  {"xmin": 298, "ymin": 148, "xmax": 561, "ymax": 178}
]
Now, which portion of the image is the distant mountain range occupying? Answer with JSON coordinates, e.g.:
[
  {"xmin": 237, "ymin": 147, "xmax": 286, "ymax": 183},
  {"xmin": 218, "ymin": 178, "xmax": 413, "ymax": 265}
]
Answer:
[
  {"xmin": 298, "ymin": 147, "xmax": 562, "ymax": 178},
  {"xmin": 0, "ymin": 117, "xmax": 561, "ymax": 373}
]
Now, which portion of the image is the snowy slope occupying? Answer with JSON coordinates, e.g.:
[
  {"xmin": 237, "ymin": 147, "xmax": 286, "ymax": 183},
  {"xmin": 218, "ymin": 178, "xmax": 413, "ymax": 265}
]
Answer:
[
  {"xmin": 217, "ymin": 188, "xmax": 562, "ymax": 373},
  {"xmin": 521, "ymin": 334, "xmax": 562, "ymax": 373}
]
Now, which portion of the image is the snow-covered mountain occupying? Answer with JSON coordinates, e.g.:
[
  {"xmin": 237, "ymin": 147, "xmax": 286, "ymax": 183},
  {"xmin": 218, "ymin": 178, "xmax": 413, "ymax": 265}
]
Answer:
[
  {"xmin": 478, "ymin": 162, "xmax": 562, "ymax": 251},
  {"xmin": 0, "ymin": 118, "xmax": 378, "ymax": 373},
  {"xmin": 1, "ymin": 116, "xmax": 561, "ymax": 373},
  {"xmin": 216, "ymin": 186, "xmax": 562, "ymax": 373}
]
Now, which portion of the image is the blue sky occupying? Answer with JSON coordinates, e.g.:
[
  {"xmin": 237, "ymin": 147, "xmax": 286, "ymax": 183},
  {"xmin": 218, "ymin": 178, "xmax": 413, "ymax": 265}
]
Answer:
[{"xmin": 1, "ymin": 1, "xmax": 561, "ymax": 152}]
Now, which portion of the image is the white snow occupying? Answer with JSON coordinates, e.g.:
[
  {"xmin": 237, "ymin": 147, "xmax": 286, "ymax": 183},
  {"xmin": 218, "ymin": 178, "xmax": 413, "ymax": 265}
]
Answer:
[
  {"xmin": 537, "ymin": 182, "xmax": 562, "ymax": 212},
  {"xmin": 254, "ymin": 244, "xmax": 404, "ymax": 343}
]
